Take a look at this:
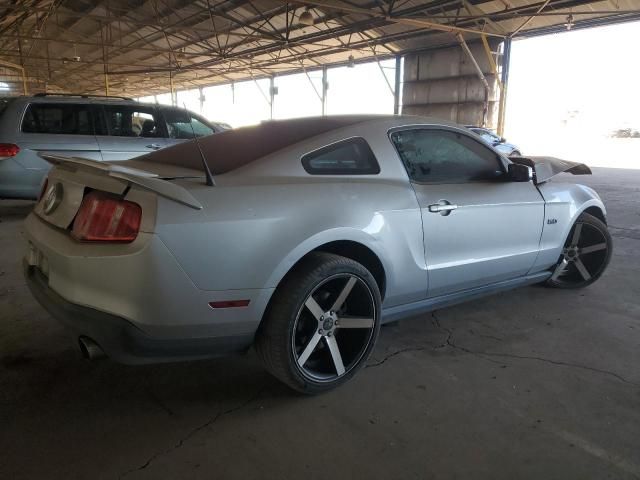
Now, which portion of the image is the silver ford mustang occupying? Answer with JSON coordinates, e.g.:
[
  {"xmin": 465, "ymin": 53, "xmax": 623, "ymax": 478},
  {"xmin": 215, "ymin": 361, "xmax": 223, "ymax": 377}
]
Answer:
[{"xmin": 23, "ymin": 115, "xmax": 612, "ymax": 393}]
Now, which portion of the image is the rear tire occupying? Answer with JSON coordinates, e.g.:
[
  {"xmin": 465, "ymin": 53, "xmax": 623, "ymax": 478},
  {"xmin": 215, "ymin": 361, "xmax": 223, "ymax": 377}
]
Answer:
[
  {"xmin": 546, "ymin": 212, "xmax": 612, "ymax": 289},
  {"xmin": 255, "ymin": 252, "xmax": 381, "ymax": 394}
]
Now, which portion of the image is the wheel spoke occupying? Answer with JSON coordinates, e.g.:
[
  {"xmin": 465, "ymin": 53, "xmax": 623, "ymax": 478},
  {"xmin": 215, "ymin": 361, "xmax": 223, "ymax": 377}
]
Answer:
[
  {"xmin": 304, "ymin": 296, "xmax": 324, "ymax": 320},
  {"xmin": 330, "ymin": 276, "xmax": 357, "ymax": 312},
  {"xmin": 581, "ymin": 243, "xmax": 607, "ymax": 255},
  {"xmin": 571, "ymin": 223, "xmax": 583, "ymax": 246},
  {"xmin": 325, "ymin": 336, "xmax": 345, "ymax": 375},
  {"xmin": 336, "ymin": 316, "xmax": 374, "ymax": 329},
  {"xmin": 574, "ymin": 258, "xmax": 592, "ymax": 281},
  {"xmin": 551, "ymin": 258, "xmax": 569, "ymax": 281},
  {"xmin": 297, "ymin": 332, "xmax": 322, "ymax": 367}
]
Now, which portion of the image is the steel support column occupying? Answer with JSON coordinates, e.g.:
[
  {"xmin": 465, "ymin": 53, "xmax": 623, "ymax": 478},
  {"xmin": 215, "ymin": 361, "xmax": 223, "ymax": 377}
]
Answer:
[
  {"xmin": 321, "ymin": 66, "xmax": 328, "ymax": 116},
  {"xmin": 497, "ymin": 38, "xmax": 512, "ymax": 136},
  {"xmin": 269, "ymin": 76, "xmax": 275, "ymax": 119},
  {"xmin": 457, "ymin": 34, "xmax": 490, "ymax": 127},
  {"xmin": 394, "ymin": 55, "xmax": 401, "ymax": 114},
  {"xmin": 170, "ymin": 71, "xmax": 176, "ymax": 105}
]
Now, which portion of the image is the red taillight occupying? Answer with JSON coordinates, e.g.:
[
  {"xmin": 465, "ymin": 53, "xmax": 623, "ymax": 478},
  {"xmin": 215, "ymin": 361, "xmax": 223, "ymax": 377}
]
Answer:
[
  {"xmin": 0, "ymin": 143, "xmax": 20, "ymax": 157},
  {"xmin": 71, "ymin": 191, "xmax": 142, "ymax": 243}
]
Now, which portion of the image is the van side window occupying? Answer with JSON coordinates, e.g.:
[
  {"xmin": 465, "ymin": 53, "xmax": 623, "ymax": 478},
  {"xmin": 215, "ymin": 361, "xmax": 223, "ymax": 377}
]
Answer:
[
  {"xmin": 302, "ymin": 137, "xmax": 380, "ymax": 175},
  {"xmin": 102, "ymin": 105, "xmax": 162, "ymax": 138},
  {"xmin": 22, "ymin": 104, "xmax": 94, "ymax": 135}
]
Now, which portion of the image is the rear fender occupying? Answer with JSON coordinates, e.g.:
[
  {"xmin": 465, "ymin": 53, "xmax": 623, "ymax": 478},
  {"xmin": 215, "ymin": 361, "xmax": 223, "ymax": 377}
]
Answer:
[{"xmin": 264, "ymin": 227, "xmax": 392, "ymax": 294}]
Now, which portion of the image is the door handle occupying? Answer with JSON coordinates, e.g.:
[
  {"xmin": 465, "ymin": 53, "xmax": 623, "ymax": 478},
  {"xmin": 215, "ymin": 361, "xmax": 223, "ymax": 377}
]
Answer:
[
  {"xmin": 428, "ymin": 202, "xmax": 458, "ymax": 215},
  {"xmin": 145, "ymin": 143, "xmax": 162, "ymax": 150}
]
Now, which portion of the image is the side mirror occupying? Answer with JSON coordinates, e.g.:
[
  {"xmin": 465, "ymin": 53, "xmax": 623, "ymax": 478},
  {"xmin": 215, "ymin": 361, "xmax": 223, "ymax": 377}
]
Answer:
[{"xmin": 508, "ymin": 163, "xmax": 533, "ymax": 182}]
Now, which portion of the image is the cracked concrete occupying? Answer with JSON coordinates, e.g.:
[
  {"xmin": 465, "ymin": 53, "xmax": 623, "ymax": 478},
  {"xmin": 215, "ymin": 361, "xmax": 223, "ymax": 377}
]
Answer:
[{"xmin": 1, "ymin": 167, "xmax": 639, "ymax": 480}]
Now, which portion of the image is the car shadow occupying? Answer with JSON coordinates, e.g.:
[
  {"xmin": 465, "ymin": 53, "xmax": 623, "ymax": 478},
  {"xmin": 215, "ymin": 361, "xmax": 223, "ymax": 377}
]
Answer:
[{"xmin": 0, "ymin": 199, "xmax": 35, "ymax": 220}]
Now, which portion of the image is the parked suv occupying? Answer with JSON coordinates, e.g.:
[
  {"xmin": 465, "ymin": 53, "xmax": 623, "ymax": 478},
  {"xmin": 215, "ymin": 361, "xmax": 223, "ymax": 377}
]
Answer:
[{"xmin": 0, "ymin": 94, "xmax": 226, "ymax": 199}]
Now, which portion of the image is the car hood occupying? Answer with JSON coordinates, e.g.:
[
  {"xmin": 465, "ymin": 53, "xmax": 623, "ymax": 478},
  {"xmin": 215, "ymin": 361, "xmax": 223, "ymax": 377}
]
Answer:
[{"xmin": 510, "ymin": 156, "xmax": 591, "ymax": 184}]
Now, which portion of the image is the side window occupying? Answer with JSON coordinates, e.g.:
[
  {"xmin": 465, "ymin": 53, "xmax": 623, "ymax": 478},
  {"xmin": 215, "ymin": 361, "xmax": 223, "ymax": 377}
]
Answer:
[
  {"xmin": 22, "ymin": 104, "xmax": 94, "ymax": 135},
  {"xmin": 102, "ymin": 105, "xmax": 161, "ymax": 138},
  {"xmin": 390, "ymin": 129, "xmax": 503, "ymax": 184},
  {"xmin": 163, "ymin": 109, "xmax": 214, "ymax": 139},
  {"xmin": 302, "ymin": 137, "xmax": 380, "ymax": 175}
]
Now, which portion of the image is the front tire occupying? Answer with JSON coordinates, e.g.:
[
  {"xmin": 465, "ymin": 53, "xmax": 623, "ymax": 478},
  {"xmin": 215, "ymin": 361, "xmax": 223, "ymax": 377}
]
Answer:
[
  {"xmin": 546, "ymin": 212, "xmax": 612, "ymax": 289},
  {"xmin": 255, "ymin": 252, "xmax": 381, "ymax": 394}
]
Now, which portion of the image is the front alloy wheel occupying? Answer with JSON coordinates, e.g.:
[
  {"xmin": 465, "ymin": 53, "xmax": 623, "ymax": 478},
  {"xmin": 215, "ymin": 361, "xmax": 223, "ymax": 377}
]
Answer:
[
  {"xmin": 255, "ymin": 252, "xmax": 381, "ymax": 394},
  {"xmin": 547, "ymin": 212, "xmax": 612, "ymax": 288}
]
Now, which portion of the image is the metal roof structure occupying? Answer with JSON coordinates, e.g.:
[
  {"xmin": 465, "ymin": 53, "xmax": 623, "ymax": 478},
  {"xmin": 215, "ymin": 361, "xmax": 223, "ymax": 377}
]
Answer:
[{"xmin": 1, "ymin": 0, "xmax": 639, "ymax": 97}]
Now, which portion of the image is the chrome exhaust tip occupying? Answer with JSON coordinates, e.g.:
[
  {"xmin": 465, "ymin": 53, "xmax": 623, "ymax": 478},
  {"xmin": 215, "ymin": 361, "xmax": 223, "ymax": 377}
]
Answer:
[{"xmin": 78, "ymin": 336, "xmax": 105, "ymax": 360}]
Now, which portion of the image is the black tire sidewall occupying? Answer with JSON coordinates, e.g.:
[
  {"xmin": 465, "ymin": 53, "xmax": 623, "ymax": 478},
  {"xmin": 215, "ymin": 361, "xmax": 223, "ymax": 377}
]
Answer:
[
  {"xmin": 546, "ymin": 212, "xmax": 613, "ymax": 289},
  {"xmin": 256, "ymin": 252, "xmax": 381, "ymax": 394}
]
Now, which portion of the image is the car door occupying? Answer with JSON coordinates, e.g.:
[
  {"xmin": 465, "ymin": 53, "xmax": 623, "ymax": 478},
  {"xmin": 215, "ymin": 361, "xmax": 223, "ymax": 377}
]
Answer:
[
  {"xmin": 390, "ymin": 127, "xmax": 544, "ymax": 298},
  {"xmin": 94, "ymin": 104, "xmax": 167, "ymax": 161},
  {"xmin": 160, "ymin": 107, "xmax": 217, "ymax": 148}
]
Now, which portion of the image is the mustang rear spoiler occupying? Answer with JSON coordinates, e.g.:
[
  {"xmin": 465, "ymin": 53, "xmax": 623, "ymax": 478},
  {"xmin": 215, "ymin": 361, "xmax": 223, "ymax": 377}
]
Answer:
[
  {"xmin": 510, "ymin": 156, "xmax": 591, "ymax": 185},
  {"xmin": 39, "ymin": 154, "xmax": 203, "ymax": 210}
]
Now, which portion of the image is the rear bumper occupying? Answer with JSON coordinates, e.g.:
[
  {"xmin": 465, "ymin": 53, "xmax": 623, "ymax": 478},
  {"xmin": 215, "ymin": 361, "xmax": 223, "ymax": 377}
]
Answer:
[
  {"xmin": 24, "ymin": 261, "xmax": 254, "ymax": 364},
  {"xmin": 23, "ymin": 212, "xmax": 273, "ymax": 341}
]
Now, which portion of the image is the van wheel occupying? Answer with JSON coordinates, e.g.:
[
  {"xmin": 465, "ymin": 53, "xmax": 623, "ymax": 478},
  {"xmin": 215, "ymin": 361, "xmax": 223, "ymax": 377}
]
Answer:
[{"xmin": 255, "ymin": 252, "xmax": 381, "ymax": 394}]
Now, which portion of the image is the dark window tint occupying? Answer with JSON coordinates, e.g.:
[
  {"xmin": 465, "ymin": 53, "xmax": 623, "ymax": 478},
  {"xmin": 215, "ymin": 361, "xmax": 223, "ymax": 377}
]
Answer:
[
  {"xmin": 302, "ymin": 137, "xmax": 380, "ymax": 175},
  {"xmin": 22, "ymin": 103, "xmax": 93, "ymax": 135},
  {"xmin": 163, "ymin": 109, "xmax": 214, "ymax": 139},
  {"xmin": 103, "ymin": 105, "xmax": 161, "ymax": 138},
  {"xmin": 391, "ymin": 129, "xmax": 503, "ymax": 184}
]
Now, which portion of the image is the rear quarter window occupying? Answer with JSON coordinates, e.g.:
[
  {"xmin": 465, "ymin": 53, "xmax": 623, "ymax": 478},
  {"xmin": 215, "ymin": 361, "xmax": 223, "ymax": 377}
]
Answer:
[
  {"xmin": 301, "ymin": 137, "xmax": 380, "ymax": 175},
  {"xmin": 22, "ymin": 103, "xmax": 94, "ymax": 135}
]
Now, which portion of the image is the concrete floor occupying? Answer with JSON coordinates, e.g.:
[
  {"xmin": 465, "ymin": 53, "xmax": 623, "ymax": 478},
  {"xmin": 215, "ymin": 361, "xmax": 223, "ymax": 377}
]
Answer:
[{"xmin": 1, "ymin": 167, "xmax": 638, "ymax": 480}]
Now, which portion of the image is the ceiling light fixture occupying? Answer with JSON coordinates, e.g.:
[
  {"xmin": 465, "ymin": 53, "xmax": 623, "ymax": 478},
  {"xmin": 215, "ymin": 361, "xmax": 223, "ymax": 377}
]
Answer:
[{"xmin": 299, "ymin": 10, "xmax": 314, "ymax": 26}]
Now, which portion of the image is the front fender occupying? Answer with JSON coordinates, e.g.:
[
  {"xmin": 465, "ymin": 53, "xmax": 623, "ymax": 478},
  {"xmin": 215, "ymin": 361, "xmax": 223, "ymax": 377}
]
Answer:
[{"xmin": 530, "ymin": 182, "xmax": 606, "ymax": 272}]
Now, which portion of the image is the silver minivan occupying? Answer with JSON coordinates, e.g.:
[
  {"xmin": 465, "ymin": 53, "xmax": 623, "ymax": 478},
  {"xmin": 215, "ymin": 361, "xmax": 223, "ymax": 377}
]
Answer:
[{"xmin": 0, "ymin": 94, "xmax": 227, "ymax": 199}]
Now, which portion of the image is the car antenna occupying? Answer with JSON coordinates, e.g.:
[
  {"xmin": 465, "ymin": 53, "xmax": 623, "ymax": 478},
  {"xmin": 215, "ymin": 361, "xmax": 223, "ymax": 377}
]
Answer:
[{"xmin": 183, "ymin": 103, "xmax": 215, "ymax": 186}]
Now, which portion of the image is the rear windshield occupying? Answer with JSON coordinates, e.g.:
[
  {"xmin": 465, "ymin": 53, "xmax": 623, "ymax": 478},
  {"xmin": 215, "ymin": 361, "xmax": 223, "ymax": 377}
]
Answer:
[
  {"xmin": 22, "ymin": 103, "xmax": 94, "ymax": 135},
  {"xmin": 139, "ymin": 115, "xmax": 375, "ymax": 175}
]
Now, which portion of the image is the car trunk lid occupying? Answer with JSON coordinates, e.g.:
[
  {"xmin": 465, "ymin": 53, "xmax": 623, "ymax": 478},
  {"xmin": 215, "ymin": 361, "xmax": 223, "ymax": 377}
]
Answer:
[{"xmin": 39, "ymin": 154, "xmax": 204, "ymax": 214}]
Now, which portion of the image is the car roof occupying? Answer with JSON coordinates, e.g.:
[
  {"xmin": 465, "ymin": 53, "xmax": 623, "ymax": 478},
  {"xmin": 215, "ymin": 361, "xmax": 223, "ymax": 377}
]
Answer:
[
  {"xmin": 137, "ymin": 114, "xmax": 462, "ymax": 175},
  {"xmin": 6, "ymin": 94, "xmax": 142, "ymax": 106}
]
